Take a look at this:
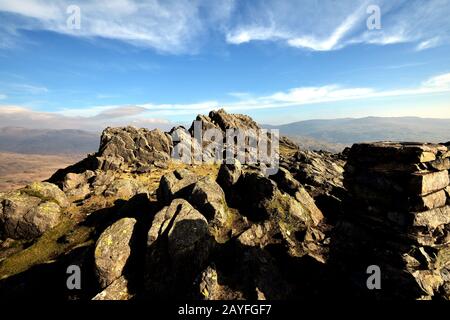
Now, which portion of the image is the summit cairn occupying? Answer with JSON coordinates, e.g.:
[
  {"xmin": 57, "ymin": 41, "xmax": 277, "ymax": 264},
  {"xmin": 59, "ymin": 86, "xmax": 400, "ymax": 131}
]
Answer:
[{"xmin": 339, "ymin": 142, "xmax": 450, "ymax": 298}]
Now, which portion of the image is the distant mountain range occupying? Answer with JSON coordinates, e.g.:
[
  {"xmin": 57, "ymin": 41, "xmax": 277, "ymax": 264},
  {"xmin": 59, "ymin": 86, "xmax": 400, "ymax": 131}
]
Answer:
[
  {"xmin": 264, "ymin": 117, "xmax": 450, "ymax": 151},
  {"xmin": 1, "ymin": 117, "xmax": 450, "ymax": 155},
  {"xmin": 0, "ymin": 127, "xmax": 99, "ymax": 155}
]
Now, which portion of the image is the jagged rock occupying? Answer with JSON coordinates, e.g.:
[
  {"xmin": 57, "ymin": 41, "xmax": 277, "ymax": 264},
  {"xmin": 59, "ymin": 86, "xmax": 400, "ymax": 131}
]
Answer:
[
  {"xmin": 92, "ymin": 171, "xmax": 115, "ymax": 195},
  {"xmin": 239, "ymin": 172, "xmax": 322, "ymax": 227},
  {"xmin": 156, "ymin": 169, "xmax": 199, "ymax": 204},
  {"xmin": 145, "ymin": 199, "xmax": 211, "ymax": 298},
  {"xmin": 237, "ymin": 221, "xmax": 277, "ymax": 247},
  {"xmin": 62, "ymin": 171, "xmax": 95, "ymax": 191},
  {"xmin": 92, "ymin": 276, "xmax": 132, "ymax": 300},
  {"xmin": 272, "ymin": 168, "xmax": 323, "ymax": 225},
  {"xmin": 272, "ymin": 167, "xmax": 302, "ymax": 195},
  {"xmin": 188, "ymin": 114, "xmax": 221, "ymax": 135},
  {"xmin": 0, "ymin": 192, "xmax": 42, "ymax": 239},
  {"xmin": 104, "ymin": 179, "xmax": 141, "ymax": 199},
  {"xmin": 280, "ymin": 149, "xmax": 346, "ymax": 221},
  {"xmin": 208, "ymin": 109, "xmax": 260, "ymax": 132},
  {"xmin": 188, "ymin": 177, "xmax": 229, "ymax": 224},
  {"xmin": 20, "ymin": 202, "xmax": 62, "ymax": 238},
  {"xmin": 22, "ymin": 182, "xmax": 69, "ymax": 208},
  {"xmin": 291, "ymin": 150, "xmax": 345, "ymax": 198},
  {"xmin": 65, "ymin": 184, "xmax": 91, "ymax": 201},
  {"xmin": 216, "ymin": 159, "xmax": 242, "ymax": 190},
  {"xmin": 148, "ymin": 199, "xmax": 209, "ymax": 262},
  {"xmin": 96, "ymin": 126, "xmax": 172, "ymax": 171},
  {"xmin": 94, "ymin": 217, "xmax": 137, "ymax": 288},
  {"xmin": 0, "ymin": 182, "xmax": 67, "ymax": 239},
  {"xmin": 170, "ymin": 126, "xmax": 203, "ymax": 163},
  {"xmin": 167, "ymin": 201, "xmax": 209, "ymax": 261}
]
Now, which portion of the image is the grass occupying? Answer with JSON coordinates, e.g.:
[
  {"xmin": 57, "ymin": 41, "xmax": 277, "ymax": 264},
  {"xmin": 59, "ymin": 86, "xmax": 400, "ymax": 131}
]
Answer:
[{"xmin": 0, "ymin": 161, "xmax": 221, "ymax": 280}]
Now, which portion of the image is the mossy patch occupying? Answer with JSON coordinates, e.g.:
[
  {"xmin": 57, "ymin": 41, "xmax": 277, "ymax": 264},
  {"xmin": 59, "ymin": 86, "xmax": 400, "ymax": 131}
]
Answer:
[{"xmin": 0, "ymin": 216, "xmax": 93, "ymax": 280}]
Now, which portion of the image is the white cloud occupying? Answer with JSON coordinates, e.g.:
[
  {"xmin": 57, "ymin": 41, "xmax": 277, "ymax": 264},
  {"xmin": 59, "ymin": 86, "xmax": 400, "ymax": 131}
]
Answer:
[
  {"xmin": 0, "ymin": 104, "xmax": 171, "ymax": 131},
  {"xmin": 2, "ymin": 72, "xmax": 450, "ymax": 129},
  {"xmin": 225, "ymin": 0, "xmax": 450, "ymax": 51},
  {"xmin": 225, "ymin": 72, "xmax": 450, "ymax": 111},
  {"xmin": 0, "ymin": 0, "xmax": 235, "ymax": 54},
  {"xmin": 0, "ymin": 1, "xmax": 448, "ymax": 53},
  {"xmin": 416, "ymin": 37, "xmax": 441, "ymax": 51}
]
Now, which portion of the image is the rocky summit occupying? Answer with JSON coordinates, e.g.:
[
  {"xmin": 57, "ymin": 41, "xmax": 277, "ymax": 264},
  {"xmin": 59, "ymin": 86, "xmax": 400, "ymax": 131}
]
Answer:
[{"xmin": 0, "ymin": 109, "xmax": 449, "ymax": 301}]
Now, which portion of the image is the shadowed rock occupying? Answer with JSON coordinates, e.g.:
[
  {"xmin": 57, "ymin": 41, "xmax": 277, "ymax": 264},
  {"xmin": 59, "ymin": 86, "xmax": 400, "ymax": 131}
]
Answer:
[{"xmin": 94, "ymin": 217, "xmax": 137, "ymax": 288}]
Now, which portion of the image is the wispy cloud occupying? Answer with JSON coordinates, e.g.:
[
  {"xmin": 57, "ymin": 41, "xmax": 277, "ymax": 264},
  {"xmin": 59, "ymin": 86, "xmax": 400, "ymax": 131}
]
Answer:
[
  {"xmin": 0, "ymin": 0, "xmax": 235, "ymax": 54},
  {"xmin": 0, "ymin": 1, "xmax": 448, "ymax": 53},
  {"xmin": 2, "ymin": 72, "xmax": 449, "ymax": 129},
  {"xmin": 0, "ymin": 104, "xmax": 171, "ymax": 131},
  {"xmin": 0, "ymin": 94, "xmax": 6, "ymax": 99},
  {"xmin": 225, "ymin": 0, "xmax": 450, "ymax": 51},
  {"xmin": 416, "ymin": 37, "xmax": 441, "ymax": 51},
  {"xmin": 222, "ymin": 72, "xmax": 450, "ymax": 111}
]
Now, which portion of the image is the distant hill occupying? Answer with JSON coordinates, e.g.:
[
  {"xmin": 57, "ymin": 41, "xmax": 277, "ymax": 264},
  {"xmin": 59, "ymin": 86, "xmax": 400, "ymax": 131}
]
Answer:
[
  {"xmin": 0, "ymin": 127, "xmax": 99, "ymax": 155},
  {"xmin": 264, "ymin": 117, "xmax": 450, "ymax": 150}
]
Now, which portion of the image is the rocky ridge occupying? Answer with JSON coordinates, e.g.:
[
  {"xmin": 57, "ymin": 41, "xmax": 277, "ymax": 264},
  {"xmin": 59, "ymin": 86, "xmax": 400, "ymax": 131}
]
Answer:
[{"xmin": 0, "ymin": 109, "xmax": 449, "ymax": 300}]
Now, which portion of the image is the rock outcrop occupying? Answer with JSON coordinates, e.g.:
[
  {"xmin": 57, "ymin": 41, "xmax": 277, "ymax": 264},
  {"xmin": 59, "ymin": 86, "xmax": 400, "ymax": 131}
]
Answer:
[
  {"xmin": 96, "ymin": 127, "xmax": 173, "ymax": 171},
  {"xmin": 2, "ymin": 109, "xmax": 450, "ymax": 301},
  {"xmin": 94, "ymin": 217, "xmax": 137, "ymax": 288},
  {"xmin": 0, "ymin": 182, "xmax": 68, "ymax": 239},
  {"xmin": 335, "ymin": 142, "xmax": 450, "ymax": 299}
]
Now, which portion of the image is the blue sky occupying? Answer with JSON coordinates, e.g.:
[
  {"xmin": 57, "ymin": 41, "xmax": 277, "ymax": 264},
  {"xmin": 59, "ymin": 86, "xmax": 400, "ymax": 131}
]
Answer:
[{"xmin": 0, "ymin": 0, "xmax": 449, "ymax": 131}]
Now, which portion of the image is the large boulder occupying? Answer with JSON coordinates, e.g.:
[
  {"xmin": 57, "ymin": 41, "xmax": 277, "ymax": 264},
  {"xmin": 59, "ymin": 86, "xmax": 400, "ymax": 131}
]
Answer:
[
  {"xmin": 208, "ymin": 109, "xmax": 260, "ymax": 132},
  {"xmin": 188, "ymin": 177, "xmax": 229, "ymax": 223},
  {"xmin": 0, "ymin": 182, "xmax": 68, "ymax": 239},
  {"xmin": 147, "ymin": 199, "xmax": 209, "ymax": 260},
  {"xmin": 156, "ymin": 169, "xmax": 199, "ymax": 204},
  {"xmin": 216, "ymin": 159, "xmax": 242, "ymax": 190},
  {"xmin": 233, "ymin": 171, "xmax": 324, "ymax": 251},
  {"xmin": 1, "ymin": 192, "xmax": 42, "ymax": 239},
  {"xmin": 62, "ymin": 171, "xmax": 95, "ymax": 192},
  {"xmin": 21, "ymin": 202, "xmax": 62, "ymax": 238},
  {"xmin": 22, "ymin": 182, "xmax": 69, "ymax": 208},
  {"xmin": 145, "ymin": 199, "xmax": 211, "ymax": 298},
  {"xmin": 96, "ymin": 126, "xmax": 172, "ymax": 171},
  {"xmin": 103, "ymin": 179, "xmax": 142, "ymax": 200},
  {"xmin": 94, "ymin": 217, "xmax": 137, "ymax": 288},
  {"xmin": 62, "ymin": 170, "xmax": 95, "ymax": 201},
  {"xmin": 272, "ymin": 168, "xmax": 324, "ymax": 225}
]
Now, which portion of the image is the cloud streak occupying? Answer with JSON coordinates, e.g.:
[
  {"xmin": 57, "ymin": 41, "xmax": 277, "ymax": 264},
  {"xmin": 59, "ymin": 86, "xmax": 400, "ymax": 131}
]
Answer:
[
  {"xmin": 0, "ymin": 0, "xmax": 235, "ymax": 54},
  {"xmin": 2, "ymin": 72, "xmax": 450, "ymax": 129},
  {"xmin": 225, "ymin": 0, "xmax": 450, "ymax": 51},
  {"xmin": 0, "ymin": 105, "xmax": 171, "ymax": 131},
  {"xmin": 0, "ymin": 0, "xmax": 449, "ymax": 53}
]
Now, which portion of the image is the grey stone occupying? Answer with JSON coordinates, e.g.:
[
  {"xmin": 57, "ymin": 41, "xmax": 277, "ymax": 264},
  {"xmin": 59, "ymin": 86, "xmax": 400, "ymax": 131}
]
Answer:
[{"xmin": 94, "ymin": 217, "xmax": 137, "ymax": 288}]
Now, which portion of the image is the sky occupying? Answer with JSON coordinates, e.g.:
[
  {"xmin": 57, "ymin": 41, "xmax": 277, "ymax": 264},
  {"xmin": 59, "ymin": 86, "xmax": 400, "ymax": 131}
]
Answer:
[{"xmin": 0, "ymin": 0, "xmax": 449, "ymax": 131}]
